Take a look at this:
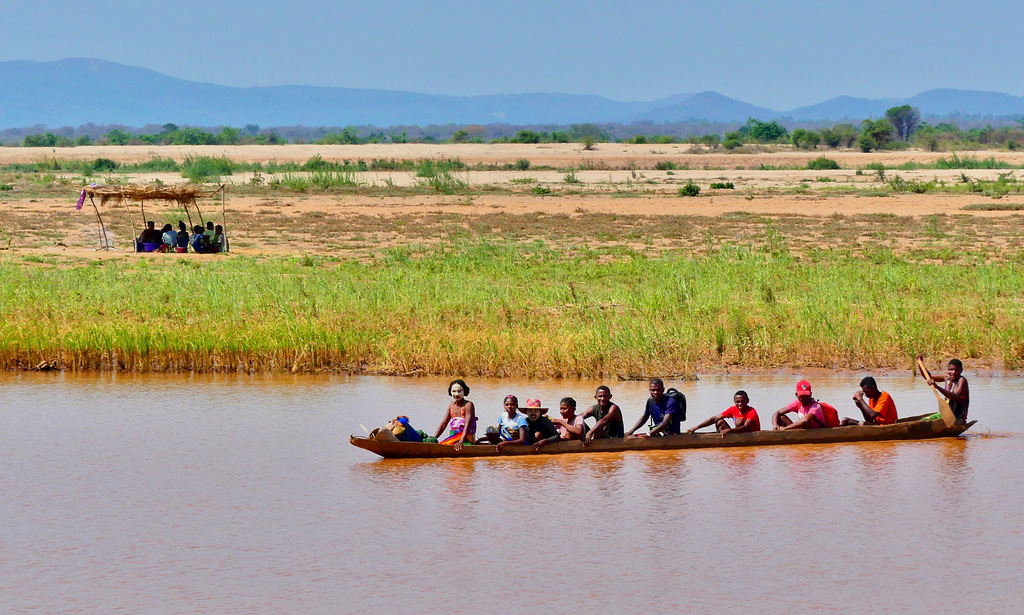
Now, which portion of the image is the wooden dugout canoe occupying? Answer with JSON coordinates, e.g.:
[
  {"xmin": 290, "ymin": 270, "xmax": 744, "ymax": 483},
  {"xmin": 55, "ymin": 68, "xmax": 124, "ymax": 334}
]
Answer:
[{"xmin": 350, "ymin": 415, "xmax": 976, "ymax": 459}]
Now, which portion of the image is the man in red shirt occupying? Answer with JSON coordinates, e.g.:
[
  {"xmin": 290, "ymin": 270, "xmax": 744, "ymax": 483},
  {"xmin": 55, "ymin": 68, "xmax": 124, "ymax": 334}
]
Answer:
[
  {"xmin": 686, "ymin": 390, "xmax": 760, "ymax": 435},
  {"xmin": 841, "ymin": 376, "xmax": 898, "ymax": 426}
]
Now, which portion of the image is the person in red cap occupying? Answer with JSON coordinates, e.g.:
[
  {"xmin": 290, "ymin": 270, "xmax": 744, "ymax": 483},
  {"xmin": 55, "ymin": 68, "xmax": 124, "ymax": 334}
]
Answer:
[{"xmin": 772, "ymin": 380, "xmax": 826, "ymax": 430}]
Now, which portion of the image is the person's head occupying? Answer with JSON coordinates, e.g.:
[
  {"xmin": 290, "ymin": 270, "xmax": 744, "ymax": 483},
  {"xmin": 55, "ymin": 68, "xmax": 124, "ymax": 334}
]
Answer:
[
  {"xmin": 796, "ymin": 380, "xmax": 813, "ymax": 403},
  {"xmin": 524, "ymin": 398, "xmax": 545, "ymax": 421},
  {"xmin": 559, "ymin": 397, "xmax": 577, "ymax": 419},
  {"xmin": 215, "ymin": 225, "xmax": 223, "ymax": 234},
  {"xmin": 178, "ymin": 220, "xmax": 187, "ymax": 232},
  {"xmin": 503, "ymin": 395, "xmax": 519, "ymax": 414},
  {"xmin": 649, "ymin": 378, "xmax": 665, "ymax": 401},
  {"xmin": 448, "ymin": 379, "xmax": 469, "ymax": 401},
  {"xmin": 859, "ymin": 376, "xmax": 879, "ymax": 398},
  {"xmin": 161, "ymin": 224, "xmax": 172, "ymax": 233},
  {"xmin": 193, "ymin": 225, "xmax": 204, "ymax": 234},
  {"xmin": 948, "ymin": 359, "xmax": 963, "ymax": 379},
  {"xmin": 207, "ymin": 221, "xmax": 214, "ymax": 230},
  {"xmin": 147, "ymin": 220, "xmax": 155, "ymax": 229},
  {"xmin": 734, "ymin": 390, "xmax": 749, "ymax": 411},
  {"xmin": 595, "ymin": 385, "xmax": 612, "ymax": 407}
]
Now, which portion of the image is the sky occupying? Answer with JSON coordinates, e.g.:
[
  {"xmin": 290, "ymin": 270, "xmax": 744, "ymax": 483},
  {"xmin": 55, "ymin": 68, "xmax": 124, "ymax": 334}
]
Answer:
[{"xmin": 4, "ymin": 0, "xmax": 1024, "ymax": 110}]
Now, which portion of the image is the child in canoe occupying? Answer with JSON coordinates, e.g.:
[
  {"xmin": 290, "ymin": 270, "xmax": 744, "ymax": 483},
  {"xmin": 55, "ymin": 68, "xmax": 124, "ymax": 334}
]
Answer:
[
  {"xmin": 479, "ymin": 395, "xmax": 528, "ymax": 444},
  {"xmin": 551, "ymin": 397, "xmax": 587, "ymax": 442},
  {"xmin": 496, "ymin": 399, "xmax": 559, "ymax": 452}
]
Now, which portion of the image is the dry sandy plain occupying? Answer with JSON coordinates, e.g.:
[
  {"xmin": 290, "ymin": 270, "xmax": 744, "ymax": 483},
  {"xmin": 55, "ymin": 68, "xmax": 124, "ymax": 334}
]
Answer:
[{"xmin": 2, "ymin": 143, "xmax": 1023, "ymax": 259}]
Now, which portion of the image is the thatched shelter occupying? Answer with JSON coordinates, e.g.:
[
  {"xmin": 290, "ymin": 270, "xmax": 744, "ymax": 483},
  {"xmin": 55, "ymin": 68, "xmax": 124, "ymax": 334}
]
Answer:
[{"xmin": 79, "ymin": 183, "xmax": 226, "ymax": 250}]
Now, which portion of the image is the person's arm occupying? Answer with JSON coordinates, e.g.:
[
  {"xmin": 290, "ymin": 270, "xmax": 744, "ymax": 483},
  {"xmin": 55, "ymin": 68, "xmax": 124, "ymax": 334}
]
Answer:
[
  {"xmin": 559, "ymin": 417, "xmax": 585, "ymax": 438},
  {"xmin": 934, "ymin": 377, "xmax": 966, "ymax": 403},
  {"xmin": 772, "ymin": 407, "xmax": 792, "ymax": 429},
  {"xmin": 686, "ymin": 414, "xmax": 724, "ymax": 434},
  {"xmin": 453, "ymin": 402, "xmax": 475, "ymax": 452},
  {"xmin": 649, "ymin": 412, "xmax": 673, "ymax": 437},
  {"xmin": 533, "ymin": 432, "xmax": 561, "ymax": 451},
  {"xmin": 496, "ymin": 426, "xmax": 529, "ymax": 452},
  {"xmin": 434, "ymin": 406, "xmax": 452, "ymax": 439},
  {"xmin": 853, "ymin": 391, "xmax": 880, "ymax": 423},
  {"xmin": 780, "ymin": 412, "xmax": 817, "ymax": 431},
  {"xmin": 722, "ymin": 417, "xmax": 755, "ymax": 435},
  {"xmin": 626, "ymin": 410, "xmax": 651, "ymax": 437}
]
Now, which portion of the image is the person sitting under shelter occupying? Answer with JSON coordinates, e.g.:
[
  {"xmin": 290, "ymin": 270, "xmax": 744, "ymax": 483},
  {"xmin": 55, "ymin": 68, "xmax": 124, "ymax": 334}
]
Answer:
[
  {"xmin": 160, "ymin": 224, "xmax": 176, "ymax": 252},
  {"xmin": 175, "ymin": 221, "xmax": 190, "ymax": 253},
  {"xmin": 137, "ymin": 221, "xmax": 163, "ymax": 249},
  {"xmin": 214, "ymin": 224, "xmax": 227, "ymax": 253},
  {"xmin": 841, "ymin": 376, "xmax": 898, "ymax": 426},
  {"xmin": 190, "ymin": 225, "xmax": 209, "ymax": 253},
  {"xmin": 626, "ymin": 378, "xmax": 681, "ymax": 437},
  {"xmin": 687, "ymin": 390, "xmax": 760, "ymax": 435},
  {"xmin": 773, "ymin": 380, "xmax": 826, "ymax": 430}
]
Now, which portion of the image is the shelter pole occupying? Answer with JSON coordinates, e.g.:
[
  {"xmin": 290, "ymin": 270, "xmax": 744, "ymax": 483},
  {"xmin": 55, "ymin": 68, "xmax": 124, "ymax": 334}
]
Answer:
[
  {"xmin": 122, "ymin": 198, "xmax": 137, "ymax": 250},
  {"xmin": 220, "ymin": 184, "xmax": 228, "ymax": 252},
  {"xmin": 88, "ymin": 195, "xmax": 109, "ymax": 250},
  {"xmin": 195, "ymin": 201, "xmax": 205, "ymax": 227},
  {"xmin": 184, "ymin": 200, "xmax": 194, "ymax": 230},
  {"xmin": 140, "ymin": 200, "xmax": 147, "ymax": 226}
]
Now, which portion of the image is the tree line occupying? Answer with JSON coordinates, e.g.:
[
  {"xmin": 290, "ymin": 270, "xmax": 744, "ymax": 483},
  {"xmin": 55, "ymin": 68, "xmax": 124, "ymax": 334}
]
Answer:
[{"xmin": 8, "ymin": 108, "xmax": 1024, "ymax": 151}]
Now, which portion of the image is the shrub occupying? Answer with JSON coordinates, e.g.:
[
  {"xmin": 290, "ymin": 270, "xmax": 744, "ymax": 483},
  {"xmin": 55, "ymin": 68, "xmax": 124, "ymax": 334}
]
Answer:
[
  {"xmin": 532, "ymin": 186, "xmax": 552, "ymax": 195},
  {"xmin": 723, "ymin": 138, "xmax": 742, "ymax": 150},
  {"xmin": 515, "ymin": 158, "xmax": 531, "ymax": 171},
  {"xmin": 678, "ymin": 181, "xmax": 701, "ymax": 197},
  {"xmin": 92, "ymin": 158, "xmax": 119, "ymax": 172},
  {"xmin": 807, "ymin": 156, "xmax": 840, "ymax": 170},
  {"xmin": 857, "ymin": 134, "xmax": 877, "ymax": 153},
  {"xmin": 654, "ymin": 161, "xmax": 678, "ymax": 171},
  {"xmin": 709, "ymin": 182, "xmax": 734, "ymax": 189},
  {"xmin": 181, "ymin": 155, "xmax": 235, "ymax": 182}
]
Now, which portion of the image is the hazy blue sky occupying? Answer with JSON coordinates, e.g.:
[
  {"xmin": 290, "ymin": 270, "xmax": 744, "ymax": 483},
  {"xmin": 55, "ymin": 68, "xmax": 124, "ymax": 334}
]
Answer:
[{"xmin": 4, "ymin": 0, "xmax": 1023, "ymax": 109}]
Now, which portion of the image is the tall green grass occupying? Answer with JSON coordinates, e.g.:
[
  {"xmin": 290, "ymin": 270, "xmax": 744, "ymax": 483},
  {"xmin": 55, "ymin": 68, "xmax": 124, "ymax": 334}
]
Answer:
[{"xmin": 1, "ymin": 243, "xmax": 1022, "ymax": 375}]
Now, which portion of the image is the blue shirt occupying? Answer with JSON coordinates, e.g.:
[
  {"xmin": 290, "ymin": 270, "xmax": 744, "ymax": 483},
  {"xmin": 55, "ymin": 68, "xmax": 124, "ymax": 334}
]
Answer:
[{"xmin": 646, "ymin": 396, "xmax": 681, "ymax": 435}]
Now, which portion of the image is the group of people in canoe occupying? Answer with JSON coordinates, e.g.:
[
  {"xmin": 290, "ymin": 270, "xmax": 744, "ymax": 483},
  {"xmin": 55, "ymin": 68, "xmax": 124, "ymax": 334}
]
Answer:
[{"xmin": 426, "ymin": 358, "xmax": 970, "ymax": 451}]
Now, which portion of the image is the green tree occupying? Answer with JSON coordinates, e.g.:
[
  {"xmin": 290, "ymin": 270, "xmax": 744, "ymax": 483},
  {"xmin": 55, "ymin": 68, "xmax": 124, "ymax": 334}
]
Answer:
[
  {"xmin": 510, "ymin": 130, "xmax": 541, "ymax": 144},
  {"xmin": 216, "ymin": 127, "xmax": 241, "ymax": 145},
  {"xmin": 104, "ymin": 129, "xmax": 134, "ymax": 145},
  {"xmin": 861, "ymin": 119, "xmax": 894, "ymax": 148},
  {"xmin": 885, "ymin": 105, "xmax": 921, "ymax": 141},
  {"xmin": 791, "ymin": 129, "xmax": 820, "ymax": 150},
  {"xmin": 744, "ymin": 118, "xmax": 788, "ymax": 143}
]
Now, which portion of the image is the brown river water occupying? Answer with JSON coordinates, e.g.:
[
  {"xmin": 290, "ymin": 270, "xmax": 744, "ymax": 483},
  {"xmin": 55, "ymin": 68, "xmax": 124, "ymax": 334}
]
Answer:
[{"xmin": 1, "ymin": 371, "xmax": 1022, "ymax": 614}]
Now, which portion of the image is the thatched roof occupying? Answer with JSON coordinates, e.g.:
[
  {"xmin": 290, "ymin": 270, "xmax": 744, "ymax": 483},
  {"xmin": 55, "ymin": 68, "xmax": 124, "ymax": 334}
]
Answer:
[{"xmin": 83, "ymin": 183, "xmax": 221, "ymax": 206}]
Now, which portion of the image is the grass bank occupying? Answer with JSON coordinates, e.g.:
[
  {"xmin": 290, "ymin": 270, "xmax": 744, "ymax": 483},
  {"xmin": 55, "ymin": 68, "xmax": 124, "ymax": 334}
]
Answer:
[{"xmin": 2, "ymin": 242, "xmax": 1023, "ymax": 376}]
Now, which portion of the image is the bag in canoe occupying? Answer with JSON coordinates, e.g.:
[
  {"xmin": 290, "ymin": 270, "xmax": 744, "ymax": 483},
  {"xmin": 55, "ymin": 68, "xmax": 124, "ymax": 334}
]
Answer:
[
  {"xmin": 664, "ymin": 388, "xmax": 687, "ymax": 422},
  {"xmin": 820, "ymin": 402, "xmax": 840, "ymax": 428}
]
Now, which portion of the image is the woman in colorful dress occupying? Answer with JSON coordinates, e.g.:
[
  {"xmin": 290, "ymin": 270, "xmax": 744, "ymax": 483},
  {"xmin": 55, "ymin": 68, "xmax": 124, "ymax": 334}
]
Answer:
[{"xmin": 433, "ymin": 379, "xmax": 477, "ymax": 451}]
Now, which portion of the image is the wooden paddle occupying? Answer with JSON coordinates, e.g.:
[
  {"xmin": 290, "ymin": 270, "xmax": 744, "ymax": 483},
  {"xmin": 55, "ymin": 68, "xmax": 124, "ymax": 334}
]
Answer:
[{"xmin": 917, "ymin": 358, "xmax": 957, "ymax": 427}]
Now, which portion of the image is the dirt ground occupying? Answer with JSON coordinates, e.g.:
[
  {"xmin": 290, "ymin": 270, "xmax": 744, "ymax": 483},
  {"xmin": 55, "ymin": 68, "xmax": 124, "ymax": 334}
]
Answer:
[{"xmin": 2, "ymin": 144, "xmax": 1023, "ymax": 259}]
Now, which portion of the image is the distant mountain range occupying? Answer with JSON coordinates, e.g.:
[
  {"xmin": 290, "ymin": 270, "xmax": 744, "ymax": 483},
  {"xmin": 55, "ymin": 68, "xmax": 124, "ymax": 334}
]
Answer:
[{"xmin": 3, "ymin": 59, "xmax": 1024, "ymax": 128}]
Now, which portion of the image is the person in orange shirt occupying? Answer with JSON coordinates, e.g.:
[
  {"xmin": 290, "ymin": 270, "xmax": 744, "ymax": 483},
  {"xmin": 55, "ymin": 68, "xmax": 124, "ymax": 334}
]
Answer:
[{"xmin": 841, "ymin": 376, "xmax": 897, "ymax": 426}]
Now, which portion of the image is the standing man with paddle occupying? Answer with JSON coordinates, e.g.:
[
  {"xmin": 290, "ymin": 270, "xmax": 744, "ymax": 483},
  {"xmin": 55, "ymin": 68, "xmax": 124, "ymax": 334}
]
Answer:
[{"xmin": 918, "ymin": 356, "xmax": 970, "ymax": 423}]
